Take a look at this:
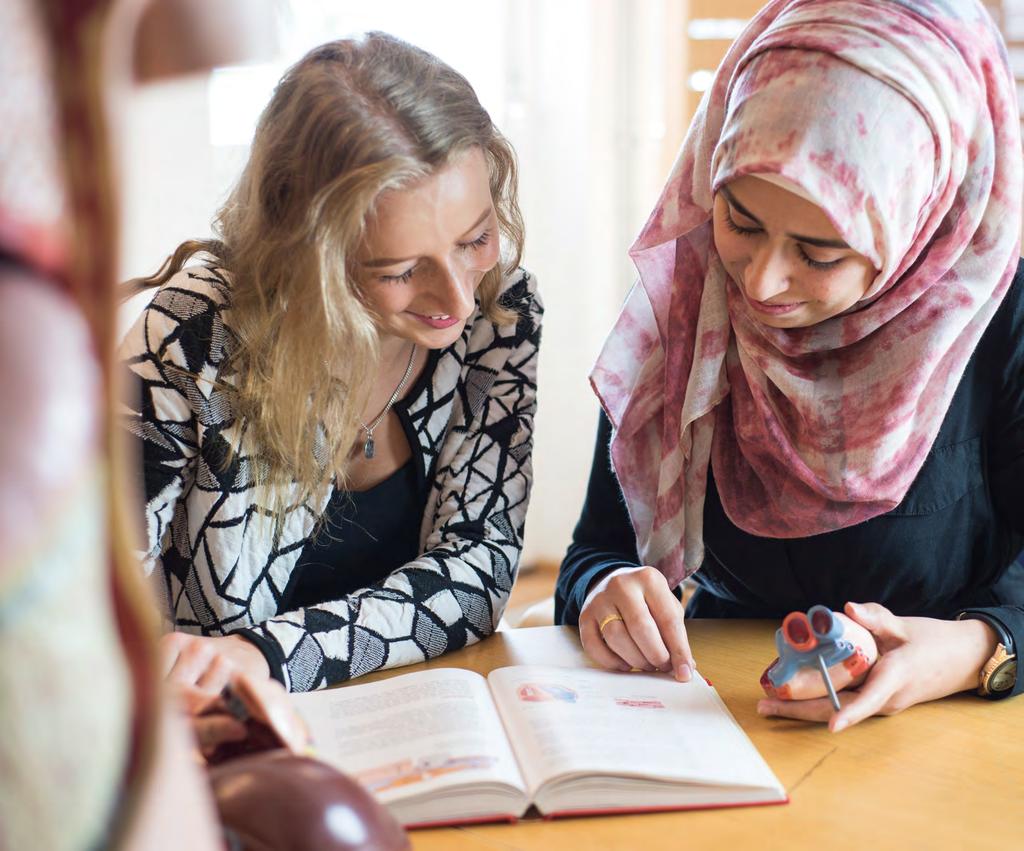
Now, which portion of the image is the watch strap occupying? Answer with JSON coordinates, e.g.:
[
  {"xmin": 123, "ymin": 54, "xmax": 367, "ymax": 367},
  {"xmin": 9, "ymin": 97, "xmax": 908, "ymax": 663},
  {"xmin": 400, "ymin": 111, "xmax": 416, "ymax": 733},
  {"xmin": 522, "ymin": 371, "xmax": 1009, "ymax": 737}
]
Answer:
[
  {"xmin": 957, "ymin": 609, "xmax": 1014, "ymax": 654},
  {"xmin": 957, "ymin": 609, "xmax": 1017, "ymax": 698}
]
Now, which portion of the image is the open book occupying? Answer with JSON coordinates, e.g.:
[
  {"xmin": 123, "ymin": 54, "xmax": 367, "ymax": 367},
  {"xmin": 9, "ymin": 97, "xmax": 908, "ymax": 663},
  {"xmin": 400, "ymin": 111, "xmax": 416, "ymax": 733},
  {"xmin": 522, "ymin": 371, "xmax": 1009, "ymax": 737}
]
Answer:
[{"xmin": 291, "ymin": 665, "xmax": 787, "ymax": 828}]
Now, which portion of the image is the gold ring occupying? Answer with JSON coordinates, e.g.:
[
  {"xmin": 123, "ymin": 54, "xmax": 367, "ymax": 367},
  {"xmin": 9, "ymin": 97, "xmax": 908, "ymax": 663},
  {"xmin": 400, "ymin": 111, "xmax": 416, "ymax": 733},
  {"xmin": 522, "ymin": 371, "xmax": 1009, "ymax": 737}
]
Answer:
[{"xmin": 598, "ymin": 613, "xmax": 624, "ymax": 633}]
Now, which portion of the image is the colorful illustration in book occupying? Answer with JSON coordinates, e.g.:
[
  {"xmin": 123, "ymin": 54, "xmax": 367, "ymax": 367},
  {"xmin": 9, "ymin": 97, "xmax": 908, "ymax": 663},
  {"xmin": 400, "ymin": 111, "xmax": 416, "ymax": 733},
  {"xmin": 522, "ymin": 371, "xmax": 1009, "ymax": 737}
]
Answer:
[
  {"xmin": 760, "ymin": 606, "xmax": 878, "ymax": 710},
  {"xmin": 516, "ymin": 683, "xmax": 579, "ymax": 703},
  {"xmin": 355, "ymin": 754, "xmax": 498, "ymax": 794},
  {"xmin": 613, "ymin": 697, "xmax": 666, "ymax": 710}
]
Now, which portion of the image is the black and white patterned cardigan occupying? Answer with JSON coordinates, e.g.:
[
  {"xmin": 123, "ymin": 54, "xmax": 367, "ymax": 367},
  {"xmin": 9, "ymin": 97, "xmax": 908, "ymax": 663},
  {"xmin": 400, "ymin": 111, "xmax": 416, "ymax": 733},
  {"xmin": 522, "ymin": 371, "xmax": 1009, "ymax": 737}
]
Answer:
[{"xmin": 120, "ymin": 264, "xmax": 542, "ymax": 691}]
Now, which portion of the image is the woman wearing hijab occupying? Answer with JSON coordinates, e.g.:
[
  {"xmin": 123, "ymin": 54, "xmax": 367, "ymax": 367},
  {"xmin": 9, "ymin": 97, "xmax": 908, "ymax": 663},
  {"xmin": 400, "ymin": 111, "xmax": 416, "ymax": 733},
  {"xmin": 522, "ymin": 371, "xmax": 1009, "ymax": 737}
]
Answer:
[{"xmin": 557, "ymin": 0, "xmax": 1023, "ymax": 731}]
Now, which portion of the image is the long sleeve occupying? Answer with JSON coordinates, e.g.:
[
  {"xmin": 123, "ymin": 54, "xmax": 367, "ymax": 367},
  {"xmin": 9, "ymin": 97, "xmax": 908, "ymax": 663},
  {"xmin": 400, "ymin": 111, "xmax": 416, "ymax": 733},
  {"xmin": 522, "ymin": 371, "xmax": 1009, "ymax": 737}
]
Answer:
[
  {"xmin": 119, "ymin": 280, "xmax": 229, "ymax": 572},
  {"xmin": 971, "ymin": 260, "xmax": 1024, "ymax": 696},
  {"xmin": 555, "ymin": 409, "xmax": 643, "ymax": 626},
  {"xmin": 240, "ymin": 278, "xmax": 543, "ymax": 691}
]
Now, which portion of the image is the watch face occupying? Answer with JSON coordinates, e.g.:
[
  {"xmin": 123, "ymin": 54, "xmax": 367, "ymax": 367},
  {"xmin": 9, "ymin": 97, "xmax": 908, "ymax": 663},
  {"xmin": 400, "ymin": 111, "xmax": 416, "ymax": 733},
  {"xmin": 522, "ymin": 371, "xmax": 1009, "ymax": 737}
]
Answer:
[{"xmin": 990, "ymin": 659, "xmax": 1017, "ymax": 694}]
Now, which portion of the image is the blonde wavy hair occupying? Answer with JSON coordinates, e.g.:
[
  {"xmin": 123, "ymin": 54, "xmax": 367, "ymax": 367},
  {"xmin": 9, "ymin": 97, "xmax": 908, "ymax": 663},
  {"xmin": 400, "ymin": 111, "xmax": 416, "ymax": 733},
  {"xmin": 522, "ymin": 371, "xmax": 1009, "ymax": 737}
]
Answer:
[{"xmin": 134, "ymin": 33, "xmax": 524, "ymax": 517}]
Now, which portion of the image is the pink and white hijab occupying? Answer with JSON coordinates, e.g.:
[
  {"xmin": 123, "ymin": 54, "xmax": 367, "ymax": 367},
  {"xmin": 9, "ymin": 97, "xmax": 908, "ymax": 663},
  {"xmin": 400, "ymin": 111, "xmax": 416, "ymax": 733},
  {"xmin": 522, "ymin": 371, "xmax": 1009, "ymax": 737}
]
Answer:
[{"xmin": 591, "ymin": 0, "xmax": 1023, "ymax": 589}]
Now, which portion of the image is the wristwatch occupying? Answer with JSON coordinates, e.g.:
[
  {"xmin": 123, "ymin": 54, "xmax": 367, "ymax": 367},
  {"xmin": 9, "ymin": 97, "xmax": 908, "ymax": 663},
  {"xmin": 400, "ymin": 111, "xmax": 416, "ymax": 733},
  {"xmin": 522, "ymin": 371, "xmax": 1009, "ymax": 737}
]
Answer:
[{"xmin": 957, "ymin": 610, "xmax": 1017, "ymax": 699}]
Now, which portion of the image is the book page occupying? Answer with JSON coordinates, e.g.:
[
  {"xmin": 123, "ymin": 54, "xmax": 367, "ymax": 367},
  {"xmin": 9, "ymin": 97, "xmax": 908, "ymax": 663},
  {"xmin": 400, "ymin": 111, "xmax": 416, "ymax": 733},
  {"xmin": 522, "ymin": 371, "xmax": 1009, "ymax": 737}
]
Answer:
[
  {"xmin": 487, "ymin": 665, "xmax": 782, "ymax": 796},
  {"xmin": 291, "ymin": 668, "xmax": 527, "ymax": 806}
]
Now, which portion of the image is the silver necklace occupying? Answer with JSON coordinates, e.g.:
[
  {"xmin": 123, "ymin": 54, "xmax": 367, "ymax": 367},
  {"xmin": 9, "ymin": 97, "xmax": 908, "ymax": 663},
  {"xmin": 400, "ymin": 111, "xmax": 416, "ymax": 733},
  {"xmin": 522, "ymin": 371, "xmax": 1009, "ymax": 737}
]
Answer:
[{"xmin": 358, "ymin": 343, "xmax": 417, "ymax": 460}]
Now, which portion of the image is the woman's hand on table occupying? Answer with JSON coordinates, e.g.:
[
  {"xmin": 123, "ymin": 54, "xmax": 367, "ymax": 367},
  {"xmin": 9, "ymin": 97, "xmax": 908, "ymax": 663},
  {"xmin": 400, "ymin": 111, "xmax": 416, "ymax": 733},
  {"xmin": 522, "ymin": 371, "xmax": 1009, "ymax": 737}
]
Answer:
[
  {"xmin": 579, "ymin": 566, "xmax": 696, "ymax": 682},
  {"xmin": 160, "ymin": 632, "xmax": 272, "ymax": 710},
  {"xmin": 757, "ymin": 601, "xmax": 999, "ymax": 732}
]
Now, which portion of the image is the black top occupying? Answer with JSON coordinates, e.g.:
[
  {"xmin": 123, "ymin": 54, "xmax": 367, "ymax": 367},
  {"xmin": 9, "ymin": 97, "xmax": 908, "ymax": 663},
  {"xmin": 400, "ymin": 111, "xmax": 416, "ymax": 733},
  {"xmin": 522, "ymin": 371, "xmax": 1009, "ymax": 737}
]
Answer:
[
  {"xmin": 283, "ymin": 459, "xmax": 427, "ymax": 610},
  {"xmin": 557, "ymin": 261, "xmax": 1024, "ymax": 698},
  {"xmin": 240, "ymin": 458, "xmax": 429, "ymax": 683}
]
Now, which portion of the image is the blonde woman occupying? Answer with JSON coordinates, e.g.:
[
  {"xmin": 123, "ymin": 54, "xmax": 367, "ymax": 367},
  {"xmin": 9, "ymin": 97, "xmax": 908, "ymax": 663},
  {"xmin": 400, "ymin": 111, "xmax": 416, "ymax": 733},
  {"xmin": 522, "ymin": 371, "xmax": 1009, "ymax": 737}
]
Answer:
[{"xmin": 122, "ymin": 33, "xmax": 542, "ymax": 694}]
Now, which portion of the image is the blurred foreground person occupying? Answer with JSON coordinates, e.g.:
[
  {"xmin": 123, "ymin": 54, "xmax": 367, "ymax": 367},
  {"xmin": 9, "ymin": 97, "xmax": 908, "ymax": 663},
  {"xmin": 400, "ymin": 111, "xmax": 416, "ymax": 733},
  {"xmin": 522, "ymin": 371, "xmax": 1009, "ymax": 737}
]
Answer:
[{"xmin": 0, "ymin": 2, "xmax": 407, "ymax": 848}]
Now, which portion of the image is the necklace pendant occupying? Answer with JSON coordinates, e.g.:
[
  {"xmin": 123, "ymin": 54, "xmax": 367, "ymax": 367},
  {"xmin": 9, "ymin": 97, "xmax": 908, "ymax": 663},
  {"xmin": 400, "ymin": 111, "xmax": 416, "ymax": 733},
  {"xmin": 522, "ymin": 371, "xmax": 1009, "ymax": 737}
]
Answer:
[{"xmin": 358, "ymin": 343, "xmax": 415, "ymax": 463}]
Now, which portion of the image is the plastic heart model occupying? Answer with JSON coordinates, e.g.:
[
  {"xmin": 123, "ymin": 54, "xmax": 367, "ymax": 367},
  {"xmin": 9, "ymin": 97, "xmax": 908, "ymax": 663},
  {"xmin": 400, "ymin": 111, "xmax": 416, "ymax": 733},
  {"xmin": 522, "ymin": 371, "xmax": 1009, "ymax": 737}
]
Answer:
[{"xmin": 760, "ymin": 606, "xmax": 879, "ymax": 701}]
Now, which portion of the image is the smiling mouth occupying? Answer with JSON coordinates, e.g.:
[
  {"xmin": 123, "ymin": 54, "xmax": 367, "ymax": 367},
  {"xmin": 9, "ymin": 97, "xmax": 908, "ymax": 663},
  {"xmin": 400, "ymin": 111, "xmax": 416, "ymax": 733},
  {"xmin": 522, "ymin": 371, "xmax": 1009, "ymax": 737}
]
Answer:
[
  {"xmin": 748, "ymin": 298, "xmax": 806, "ymax": 315},
  {"xmin": 409, "ymin": 311, "xmax": 463, "ymax": 328}
]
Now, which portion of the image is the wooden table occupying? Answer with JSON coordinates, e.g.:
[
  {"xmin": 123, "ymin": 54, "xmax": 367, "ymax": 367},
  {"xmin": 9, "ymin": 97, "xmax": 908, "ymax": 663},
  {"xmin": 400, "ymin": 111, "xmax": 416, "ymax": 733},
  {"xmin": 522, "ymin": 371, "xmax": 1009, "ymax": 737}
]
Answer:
[{"xmin": 354, "ymin": 623, "xmax": 1023, "ymax": 850}]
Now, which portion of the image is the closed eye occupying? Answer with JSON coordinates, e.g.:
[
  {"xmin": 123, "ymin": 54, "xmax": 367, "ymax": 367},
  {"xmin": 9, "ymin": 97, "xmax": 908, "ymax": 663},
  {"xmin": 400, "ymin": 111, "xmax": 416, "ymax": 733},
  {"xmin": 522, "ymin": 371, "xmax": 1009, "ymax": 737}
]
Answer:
[
  {"xmin": 724, "ymin": 209, "xmax": 761, "ymax": 237},
  {"xmin": 380, "ymin": 264, "xmax": 417, "ymax": 284},
  {"xmin": 458, "ymin": 230, "xmax": 492, "ymax": 251},
  {"xmin": 797, "ymin": 245, "xmax": 844, "ymax": 271}
]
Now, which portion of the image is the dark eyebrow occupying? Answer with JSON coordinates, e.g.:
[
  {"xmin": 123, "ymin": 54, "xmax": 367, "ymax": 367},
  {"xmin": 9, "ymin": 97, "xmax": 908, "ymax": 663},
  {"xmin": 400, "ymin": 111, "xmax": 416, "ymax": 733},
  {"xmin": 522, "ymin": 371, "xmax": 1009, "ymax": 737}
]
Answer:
[
  {"xmin": 361, "ymin": 207, "xmax": 493, "ymax": 268},
  {"xmin": 721, "ymin": 185, "xmax": 850, "ymax": 250}
]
